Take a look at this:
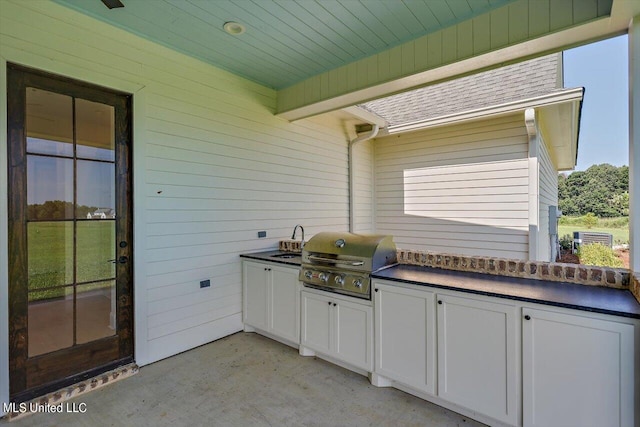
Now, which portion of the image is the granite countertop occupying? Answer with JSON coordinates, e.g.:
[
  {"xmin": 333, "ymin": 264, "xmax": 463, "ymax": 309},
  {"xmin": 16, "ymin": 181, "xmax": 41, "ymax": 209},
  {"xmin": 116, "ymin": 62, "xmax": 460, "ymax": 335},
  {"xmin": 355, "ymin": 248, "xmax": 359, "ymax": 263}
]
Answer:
[
  {"xmin": 240, "ymin": 250, "xmax": 302, "ymax": 267},
  {"xmin": 373, "ymin": 264, "xmax": 640, "ymax": 319},
  {"xmin": 240, "ymin": 250, "xmax": 640, "ymax": 319}
]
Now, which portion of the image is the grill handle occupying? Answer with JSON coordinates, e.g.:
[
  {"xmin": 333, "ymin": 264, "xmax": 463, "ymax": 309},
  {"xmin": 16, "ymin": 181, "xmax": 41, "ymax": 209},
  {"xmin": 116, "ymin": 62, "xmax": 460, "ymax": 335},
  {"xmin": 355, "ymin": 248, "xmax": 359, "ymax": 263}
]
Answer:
[{"xmin": 307, "ymin": 255, "xmax": 365, "ymax": 266}]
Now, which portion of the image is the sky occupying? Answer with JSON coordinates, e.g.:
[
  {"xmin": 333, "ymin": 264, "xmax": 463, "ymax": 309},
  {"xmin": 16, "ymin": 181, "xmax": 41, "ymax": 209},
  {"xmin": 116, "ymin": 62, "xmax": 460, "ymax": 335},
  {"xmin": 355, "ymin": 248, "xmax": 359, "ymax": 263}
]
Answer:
[
  {"xmin": 27, "ymin": 140, "xmax": 115, "ymax": 209},
  {"xmin": 563, "ymin": 35, "xmax": 628, "ymax": 171}
]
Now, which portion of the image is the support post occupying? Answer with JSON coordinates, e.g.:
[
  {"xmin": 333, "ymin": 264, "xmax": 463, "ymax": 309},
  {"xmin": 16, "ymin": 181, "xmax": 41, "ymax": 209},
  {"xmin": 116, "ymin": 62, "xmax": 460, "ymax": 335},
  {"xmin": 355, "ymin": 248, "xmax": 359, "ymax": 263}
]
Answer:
[
  {"xmin": 525, "ymin": 109, "xmax": 540, "ymax": 261},
  {"xmin": 630, "ymin": 16, "xmax": 640, "ymax": 273}
]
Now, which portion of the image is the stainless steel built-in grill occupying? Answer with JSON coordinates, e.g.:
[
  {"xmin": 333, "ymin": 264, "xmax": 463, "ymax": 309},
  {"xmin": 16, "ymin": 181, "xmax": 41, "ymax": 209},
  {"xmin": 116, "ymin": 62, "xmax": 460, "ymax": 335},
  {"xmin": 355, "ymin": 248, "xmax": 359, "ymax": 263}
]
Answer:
[{"xmin": 299, "ymin": 232, "xmax": 397, "ymax": 299}]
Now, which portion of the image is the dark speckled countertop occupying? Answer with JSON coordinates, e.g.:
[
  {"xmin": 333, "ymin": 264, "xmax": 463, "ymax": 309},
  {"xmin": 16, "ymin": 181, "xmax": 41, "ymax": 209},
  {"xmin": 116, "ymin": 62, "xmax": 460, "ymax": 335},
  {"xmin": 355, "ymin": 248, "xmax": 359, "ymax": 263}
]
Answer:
[
  {"xmin": 240, "ymin": 250, "xmax": 302, "ymax": 267},
  {"xmin": 240, "ymin": 251, "xmax": 640, "ymax": 319},
  {"xmin": 372, "ymin": 264, "xmax": 640, "ymax": 319}
]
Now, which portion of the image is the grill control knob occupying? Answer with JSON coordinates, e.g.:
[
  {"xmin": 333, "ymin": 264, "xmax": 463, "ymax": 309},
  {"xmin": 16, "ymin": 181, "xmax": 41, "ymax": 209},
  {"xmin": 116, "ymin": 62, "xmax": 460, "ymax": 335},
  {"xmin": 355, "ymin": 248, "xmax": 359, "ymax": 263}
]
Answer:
[
  {"xmin": 319, "ymin": 273, "xmax": 329, "ymax": 283},
  {"xmin": 304, "ymin": 271, "xmax": 313, "ymax": 280},
  {"xmin": 353, "ymin": 278, "xmax": 363, "ymax": 288},
  {"xmin": 334, "ymin": 275, "xmax": 345, "ymax": 286}
]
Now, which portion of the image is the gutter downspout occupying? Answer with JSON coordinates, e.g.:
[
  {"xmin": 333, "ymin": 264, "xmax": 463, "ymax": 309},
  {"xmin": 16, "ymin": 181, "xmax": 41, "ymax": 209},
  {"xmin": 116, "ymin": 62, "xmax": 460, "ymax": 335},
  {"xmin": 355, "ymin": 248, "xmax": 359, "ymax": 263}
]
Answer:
[
  {"xmin": 349, "ymin": 125, "xmax": 379, "ymax": 233},
  {"xmin": 525, "ymin": 108, "xmax": 541, "ymax": 261}
]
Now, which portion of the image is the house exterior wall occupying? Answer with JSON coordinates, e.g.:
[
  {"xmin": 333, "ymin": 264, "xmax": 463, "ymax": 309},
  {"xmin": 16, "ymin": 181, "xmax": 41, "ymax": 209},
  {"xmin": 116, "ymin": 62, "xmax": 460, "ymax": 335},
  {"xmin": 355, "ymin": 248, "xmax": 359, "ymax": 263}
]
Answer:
[
  {"xmin": 373, "ymin": 114, "xmax": 530, "ymax": 259},
  {"xmin": 537, "ymin": 132, "xmax": 559, "ymax": 262},
  {"xmin": 0, "ymin": 0, "xmax": 351, "ymax": 406}
]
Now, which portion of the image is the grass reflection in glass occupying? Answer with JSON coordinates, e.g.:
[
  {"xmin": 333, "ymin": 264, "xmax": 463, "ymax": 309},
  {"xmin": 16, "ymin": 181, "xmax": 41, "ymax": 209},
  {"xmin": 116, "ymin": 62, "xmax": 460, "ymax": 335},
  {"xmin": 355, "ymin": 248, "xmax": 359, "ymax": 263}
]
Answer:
[{"xmin": 28, "ymin": 221, "xmax": 115, "ymax": 301}]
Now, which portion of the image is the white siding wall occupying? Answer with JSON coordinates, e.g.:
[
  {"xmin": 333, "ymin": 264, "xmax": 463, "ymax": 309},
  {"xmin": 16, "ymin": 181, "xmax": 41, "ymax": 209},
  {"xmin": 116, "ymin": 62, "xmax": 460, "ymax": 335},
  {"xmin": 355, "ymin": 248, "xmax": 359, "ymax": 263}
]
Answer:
[
  {"xmin": 538, "ymin": 133, "xmax": 559, "ymax": 262},
  {"xmin": 352, "ymin": 140, "xmax": 375, "ymax": 233},
  {"xmin": 374, "ymin": 114, "xmax": 530, "ymax": 259},
  {"xmin": 0, "ymin": 0, "xmax": 350, "ymax": 387}
]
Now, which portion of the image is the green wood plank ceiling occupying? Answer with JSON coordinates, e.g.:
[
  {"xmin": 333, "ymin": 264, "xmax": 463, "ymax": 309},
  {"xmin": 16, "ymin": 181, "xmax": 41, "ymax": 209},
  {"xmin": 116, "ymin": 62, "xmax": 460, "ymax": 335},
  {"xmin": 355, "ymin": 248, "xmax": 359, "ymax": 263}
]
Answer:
[{"xmin": 53, "ymin": 0, "xmax": 517, "ymax": 90}]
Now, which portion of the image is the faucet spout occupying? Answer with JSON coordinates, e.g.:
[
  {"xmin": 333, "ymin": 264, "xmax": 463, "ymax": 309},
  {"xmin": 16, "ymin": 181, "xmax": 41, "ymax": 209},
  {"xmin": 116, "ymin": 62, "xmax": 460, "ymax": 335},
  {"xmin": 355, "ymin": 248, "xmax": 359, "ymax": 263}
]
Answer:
[{"xmin": 291, "ymin": 224, "xmax": 305, "ymax": 249}]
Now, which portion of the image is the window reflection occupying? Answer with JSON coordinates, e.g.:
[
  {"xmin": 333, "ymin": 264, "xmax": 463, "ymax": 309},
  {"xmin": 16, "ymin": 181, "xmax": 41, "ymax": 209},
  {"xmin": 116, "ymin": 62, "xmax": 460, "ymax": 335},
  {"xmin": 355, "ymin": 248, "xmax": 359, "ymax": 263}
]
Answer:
[
  {"xmin": 76, "ymin": 160, "xmax": 115, "ymax": 219},
  {"xmin": 76, "ymin": 221, "xmax": 115, "ymax": 283},
  {"xmin": 28, "ymin": 286, "xmax": 74, "ymax": 357},
  {"xmin": 76, "ymin": 281, "xmax": 116, "ymax": 344},
  {"xmin": 27, "ymin": 156, "xmax": 74, "ymax": 220},
  {"xmin": 28, "ymin": 222, "xmax": 74, "ymax": 289},
  {"xmin": 76, "ymin": 98, "xmax": 115, "ymax": 161},
  {"xmin": 27, "ymin": 137, "xmax": 73, "ymax": 157},
  {"xmin": 26, "ymin": 88, "xmax": 73, "ymax": 157}
]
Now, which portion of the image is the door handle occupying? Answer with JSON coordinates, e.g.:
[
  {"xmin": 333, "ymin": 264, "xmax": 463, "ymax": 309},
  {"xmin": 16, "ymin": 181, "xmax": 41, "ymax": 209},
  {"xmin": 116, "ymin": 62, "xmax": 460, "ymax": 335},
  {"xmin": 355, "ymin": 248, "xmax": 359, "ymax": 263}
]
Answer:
[{"xmin": 108, "ymin": 256, "xmax": 128, "ymax": 264}]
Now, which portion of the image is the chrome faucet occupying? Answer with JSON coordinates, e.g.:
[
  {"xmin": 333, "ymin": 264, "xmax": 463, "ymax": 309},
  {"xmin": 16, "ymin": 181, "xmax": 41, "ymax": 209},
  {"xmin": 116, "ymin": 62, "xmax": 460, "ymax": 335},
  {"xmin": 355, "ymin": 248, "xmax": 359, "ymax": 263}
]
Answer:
[{"xmin": 291, "ymin": 224, "xmax": 305, "ymax": 249}]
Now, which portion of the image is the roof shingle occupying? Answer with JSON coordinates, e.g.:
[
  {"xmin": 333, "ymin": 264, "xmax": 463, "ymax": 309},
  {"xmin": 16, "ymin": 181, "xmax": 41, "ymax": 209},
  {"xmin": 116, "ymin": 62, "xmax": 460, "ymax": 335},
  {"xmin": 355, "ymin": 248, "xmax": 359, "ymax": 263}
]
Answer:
[{"xmin": 360, "ymin": 54, "xmax": 569, "ymax": 127}]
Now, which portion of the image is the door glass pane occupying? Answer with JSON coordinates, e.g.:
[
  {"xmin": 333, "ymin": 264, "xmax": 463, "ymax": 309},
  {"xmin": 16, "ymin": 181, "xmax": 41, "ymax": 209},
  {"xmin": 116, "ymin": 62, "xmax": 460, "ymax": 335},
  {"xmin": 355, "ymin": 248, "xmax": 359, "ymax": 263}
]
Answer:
[
  {"xmin": 76, "ymin": 98, "xmax": 115, "ymax": 161},
  {"xmin": 77, "ymin": 221, "xmax": 115, "ymax": 283},
  {"xmin": 76, "ymin": 281, "xmax": 116, "ymax": 344},
  {"xmin": 28, "ymin": 222, "xmax": 74, "ymax": 289},
  {"xmin": 26, "ymin": 88, "xmax": 73, "ymax": 157},
  {"xmin": 27, "ymin": 156, "xmax": 74, "ymax": 220},
  {"xmin": 28, "ymin": 286, "xmax": 74, "ymax": 357},
  {"xmin": 76, "ymin": 160, "xmax": 115, "ymax": 219}
]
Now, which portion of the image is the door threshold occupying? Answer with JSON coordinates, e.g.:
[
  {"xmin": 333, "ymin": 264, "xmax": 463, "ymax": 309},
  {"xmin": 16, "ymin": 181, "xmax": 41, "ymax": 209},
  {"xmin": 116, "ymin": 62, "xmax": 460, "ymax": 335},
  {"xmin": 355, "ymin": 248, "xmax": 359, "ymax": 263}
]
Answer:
[{"xmin": 4, "ymin": 363, "xmax": 138, "ymax": 421}]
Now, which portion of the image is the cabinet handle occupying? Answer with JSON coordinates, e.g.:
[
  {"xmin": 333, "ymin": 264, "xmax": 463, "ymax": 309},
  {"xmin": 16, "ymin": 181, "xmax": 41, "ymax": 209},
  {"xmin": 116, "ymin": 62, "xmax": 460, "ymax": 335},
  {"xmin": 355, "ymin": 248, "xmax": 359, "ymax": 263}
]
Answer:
[
  {"xmin": 333, "ymin": 303, "xmax": 337, "ymax": 307},
  {"xmin": 374, "ymin": 288, "xmax": 378, "ymax": 292},
  {"xmin": 438, "ymin": 300, "xmax": 442, "ymax": 305},
  {"xmin": 328, "ymin": 301, "xmax": 331, "ymax": 305},
  {"xmin": 524, "ymin": 315, "xmax": 531, "ymax": 320}
]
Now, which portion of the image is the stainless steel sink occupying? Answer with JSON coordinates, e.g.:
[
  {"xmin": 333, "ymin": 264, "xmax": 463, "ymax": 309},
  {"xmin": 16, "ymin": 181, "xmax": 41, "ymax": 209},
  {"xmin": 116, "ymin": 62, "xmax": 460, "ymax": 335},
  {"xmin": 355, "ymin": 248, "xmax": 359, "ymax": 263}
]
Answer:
[{"xmin": 271, "ymin": 253, "xmax": 300, "ymax": 259}]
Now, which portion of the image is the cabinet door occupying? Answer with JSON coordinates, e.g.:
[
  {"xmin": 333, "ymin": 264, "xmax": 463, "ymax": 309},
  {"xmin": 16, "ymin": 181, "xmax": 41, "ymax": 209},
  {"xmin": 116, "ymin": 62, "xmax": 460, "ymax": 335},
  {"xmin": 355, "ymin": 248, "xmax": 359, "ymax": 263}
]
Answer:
[
  {"xmin": 334, "ymin": 298, "xmax": 373, "ymax": 371},
  {"xmin": 374, "ymin": 283, "xmax": 435, "ymax": 394},
  {"xmin": 242, "ymin": 261, "xmax": 269, "ymax": 330},
  {"xmin": 270, "ymin": 265, "xmax": 300, "ymax": 344},
  {"xmin": 523, "ymin": 308, "xmax": 635, "ymax": 427},
  {"xmin": 300, "ymin": 291, "xmax": 332, "ymax": 354},
  {"xmin": 437, "ymin": 294, "xmax": 517, "ymax": 426}
]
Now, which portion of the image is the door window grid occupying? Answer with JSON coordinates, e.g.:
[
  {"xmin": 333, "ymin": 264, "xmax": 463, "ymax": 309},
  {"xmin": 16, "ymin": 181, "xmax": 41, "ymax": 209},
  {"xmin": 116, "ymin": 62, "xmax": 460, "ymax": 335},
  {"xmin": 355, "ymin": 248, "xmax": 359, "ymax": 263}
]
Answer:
[{"xmin": 26, "ymin": 87, "xmax": 116, "ymax": 355}]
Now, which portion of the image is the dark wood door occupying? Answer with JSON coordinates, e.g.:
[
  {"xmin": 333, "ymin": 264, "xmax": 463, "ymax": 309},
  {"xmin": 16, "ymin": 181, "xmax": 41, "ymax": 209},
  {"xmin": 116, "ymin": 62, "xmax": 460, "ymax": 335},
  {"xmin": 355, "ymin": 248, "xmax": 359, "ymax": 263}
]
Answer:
[{"xmin": 7, "ymin": 64, "xmax": 133, "ymax": 402}]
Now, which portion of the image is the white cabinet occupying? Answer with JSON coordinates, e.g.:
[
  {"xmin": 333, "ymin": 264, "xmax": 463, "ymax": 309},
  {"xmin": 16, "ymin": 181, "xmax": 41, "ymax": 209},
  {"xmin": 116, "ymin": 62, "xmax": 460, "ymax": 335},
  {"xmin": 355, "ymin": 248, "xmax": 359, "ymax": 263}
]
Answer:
[
  {"xmin": 269, "ymin": 266, "xmax": 301, "ymax": 343},
  {"xmin": 436, "ymin": 294, "xmax": 518, "ymax": 426},
  {"xmin": 522, "ymin": 307, "xmax": 636, "ymax": 427},
  {"xmin": 372, "ymin": 279, "xmax": 638, "ymax": 427},
  {"xmin": 242, "ymin": 260, "xmax": 300, "ymax": 345},
  {"xmin": 373, "ymin": 282, "xmax": 436, "ymax": 394},
  {"xmin": 300, "ymin": 289, "xmax": 373, "ymax": 372},
  {"xmin": 300, "ymin": 291, "xmax": 332, "ymax": 355}
]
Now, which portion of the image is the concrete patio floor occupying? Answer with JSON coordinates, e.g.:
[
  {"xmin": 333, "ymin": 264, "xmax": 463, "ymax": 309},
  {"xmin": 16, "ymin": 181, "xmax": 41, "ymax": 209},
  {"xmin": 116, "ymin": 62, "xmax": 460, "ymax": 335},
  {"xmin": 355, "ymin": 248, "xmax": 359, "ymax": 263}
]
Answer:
[{"xmin": 3, "ymin": 332, "xmax": 485, "ymax": 426}]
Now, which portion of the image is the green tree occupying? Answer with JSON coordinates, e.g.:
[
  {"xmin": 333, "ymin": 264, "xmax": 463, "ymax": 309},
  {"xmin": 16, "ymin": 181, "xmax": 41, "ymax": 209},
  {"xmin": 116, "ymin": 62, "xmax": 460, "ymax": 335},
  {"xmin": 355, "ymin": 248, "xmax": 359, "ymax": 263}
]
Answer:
[
  {"xmin": 558, "ymin": 164, "xmax": 629, "ymax": 217},
  {"xmin": 610, "ymin": 192, "xmax": 629, "ymax": 216},
  {"xmin": 582, "ymin": 213, "xmax": 598, "ymax": 229}
]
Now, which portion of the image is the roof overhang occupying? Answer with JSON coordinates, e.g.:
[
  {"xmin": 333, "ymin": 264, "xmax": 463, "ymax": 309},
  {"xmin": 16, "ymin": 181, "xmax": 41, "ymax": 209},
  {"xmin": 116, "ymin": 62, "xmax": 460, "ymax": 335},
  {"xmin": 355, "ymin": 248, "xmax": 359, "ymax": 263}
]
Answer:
[
  {"xmin": 537, "ymin": 91, "xmax": 584, "ymax": 171},
  {"xmin": 277, "ymin": 0, "xmax": 638, "ymax": 122},
  {"xmin": 340, "ymin": 106, "xmax": 388, "ymax": 128},
  {"xmin": 374, "ymin": 88, "xmax": 583, "ymax": 171},
  {"xmin": 382, "ymin": 88, "xmax": 584, "ymax": 136}
]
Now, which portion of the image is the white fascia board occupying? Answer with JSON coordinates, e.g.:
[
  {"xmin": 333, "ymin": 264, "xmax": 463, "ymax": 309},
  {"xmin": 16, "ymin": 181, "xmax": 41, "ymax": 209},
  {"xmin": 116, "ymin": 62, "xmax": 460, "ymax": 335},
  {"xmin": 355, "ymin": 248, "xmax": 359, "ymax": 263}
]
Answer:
[
  {"xmin": 538, "ymin": 96, "xmax": 583, "ymax": 171},
  {"xmin": 386, "ymin": 88, "xmax": 584, "ymax": 135}
]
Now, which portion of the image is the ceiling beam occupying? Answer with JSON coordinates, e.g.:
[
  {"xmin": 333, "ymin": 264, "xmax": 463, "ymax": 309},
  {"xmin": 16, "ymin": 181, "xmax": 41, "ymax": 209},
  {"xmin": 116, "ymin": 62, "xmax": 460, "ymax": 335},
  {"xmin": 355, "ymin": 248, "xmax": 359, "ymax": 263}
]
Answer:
[{"xmin": 277, "ymin": 0, "xmax": 638, "ymax": 122}]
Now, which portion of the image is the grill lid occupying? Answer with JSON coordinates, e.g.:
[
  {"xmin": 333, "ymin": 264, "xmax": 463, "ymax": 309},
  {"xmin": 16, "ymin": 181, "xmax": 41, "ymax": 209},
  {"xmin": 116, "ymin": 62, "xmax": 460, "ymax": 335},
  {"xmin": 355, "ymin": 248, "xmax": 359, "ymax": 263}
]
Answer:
[{"xmin": 302, "ymin": 232, "xmax": 397, "ymax": 272}]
